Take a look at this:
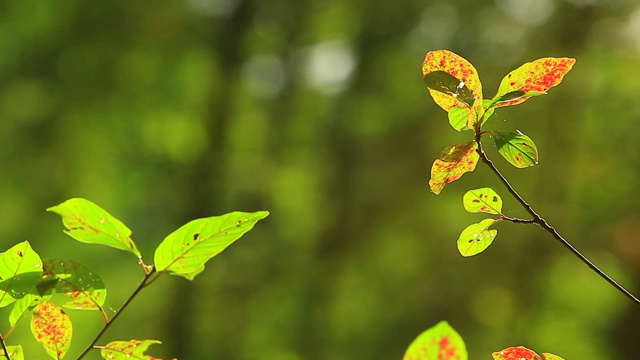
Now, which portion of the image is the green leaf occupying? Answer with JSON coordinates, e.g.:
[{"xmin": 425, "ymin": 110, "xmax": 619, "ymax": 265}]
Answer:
[
  {"xmin": 429, "ymin": 142, "xmax": 479, "ymax": 195},
  {"xmin": 403, "ymin": 321, "xmax": 467, "ymax": 360},
  {"xmin": 9, "ymin": 293, "xmax": 50, "ymax": 328},
  {"xmin": 0, "ymin": 345, "xmax": 24, "ymax": 360},
  {"xmin": 47, "ymin": 198, "xmax": 141, "ymax": 258},
  {"xmin": 42, "ymin": 259, "xmax": 106, "ymax": 311},
  {"xmin": 457, "ymin": 219, "xmax": 497, "ymax": 257},
  {"xmin": 31, "ymin": 301, "xmax": 72, "ymax": 359},
  {"xmin": 0, "ymin": 241, "xmax": 43, "ymax": 307},
  {"xmin": 494, "ymin": 131, "xmax": 539, "ymax": 168},
  {"xmin": 463, "ymin": 188, "xmax": 503, "ymax": 214},
  {"xmin": 448, "ymin": 99, "xmax": 495, "ymax": 132},
  {"xmin": 100, "ymin": 340, "xmax": 162, "ymax": 360},
  {"xmin": 423, "ymin": 71, "xmax": 475, "ymax": 108},
  {"xmin": 154, "ymin": 211, "xmax": 270, "ymax": 280},
  {"xmin": 543, "ymin": 354, "xmax": 565, "ymax": 360}
]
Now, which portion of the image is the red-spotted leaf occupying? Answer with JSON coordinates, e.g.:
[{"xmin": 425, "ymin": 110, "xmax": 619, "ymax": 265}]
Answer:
[
  {"xmin": 494, "ymin": 131, "xmax": 538, "ymax": 168},
  {"xmin": 423, "ymin": 50, "xmax": 483, "ymax": 112},
  {"xmin": 0, "ymin": 241, "xmax": 43, "ymax": 307},
  {"xmin": 463, "ymin": 188, "xmax": 503, "ymax": 214},
  {"xmin": 492, "ymin": 346, "xmax": 542, "ymax": 360},
  {"xmin": 154, "ymin": 211, "xmax": 269, "ymax": 280},
  {"xmin": 42, "ymin": 259, "xmax": 106, "ymax": 312},
  {"xmin": 491, "ymin": 57, "xmax": 575, "ymax": 107},
  {"xmin": 47, "ymin": 198, "xmax": 141, "ymax": 258},
  {"xmin": 9, "ymin": 293, "xmax": 50, "ymax": 328},
  {"xmin": 30, "ymin": 301, "xmax": 72, "ymax": 359},
  {"xmin": 429, "ymin": 142, "xmax": 479, "ymax": 195},
  {"xmin": 403, "ymin": 321, "xmax": 467, "ymax": 360},
  {"xmin": 448, "ymin": 100, "xmax": 495, "ymax": 132},
  {"xmin": 99, "ymin": 340, "xmax": 163, "ymax": 360},
  {"xmin": 0, "ymin": 345, "xmax": 24, "ymax": 360},
  {"xmin": 457, "ymin": 219, "xmax": 497, "ymax": 257}
]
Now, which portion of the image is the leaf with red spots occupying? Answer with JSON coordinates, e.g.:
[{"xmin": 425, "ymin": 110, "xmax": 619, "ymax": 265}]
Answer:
[
  {"xmin": 47, "ymin": 198, "xmax": 141, "ymax": 258},
  {"xmin": 0, "ymin": 241, "xmax": 43, "ymax": 307},
  {"xmin": 423, "ymin": 50, "xmax": 483, "ymax": 111},
  {"xmin": 0, "ymin": 345, "xmax": 24, "ymax": 360},
  {"xmin": 154, "ymin": 211, "xmax": 269, "ymax": 280},
  {"xmin": 457, "ymin": 219, "xmax": 497, "ymax": 257},
  {"xmin": 42, "ymin": 259, "xmax": 107, "ymax": 314},
  {"xmin": 493, "ymin": 347, "xmax": 541, "ymax": 360},
  {"xmin": 429, "ymin": 142, "xmax": 479, "ymax": 195},
  {"xmin": 491, "ymin": 57, "xmax": 575, "ymax": 108},
  {"xmin": 9, "ymin": 293, "xmax": 50, "ymax": 328},
  {"xmin": 493, "ymin": 131, "xmax": 538, "ymax": 168},
  {"xmin": 463, "ymin": 188, "xmax": 503, "ymax": 214},
  {"xmin": 30, "ymin": 301, "xmax": 72, "ymax": 359},
  {"xmin": 403, "ymin": 321, "xmax": 467, "ymax": 360},
  {"xmin": 99, "ymin": 339, "xmax": 164, "ymax": 360}
]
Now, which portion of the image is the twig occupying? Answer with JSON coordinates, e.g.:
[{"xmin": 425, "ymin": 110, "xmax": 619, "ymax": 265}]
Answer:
[
  {"xmin": 0, "ymin": 332, "xmax": 11, "ymax": 360},
  {"xmin": 475, "ymin": 132, "xmax": 640, "ymax": 305}
]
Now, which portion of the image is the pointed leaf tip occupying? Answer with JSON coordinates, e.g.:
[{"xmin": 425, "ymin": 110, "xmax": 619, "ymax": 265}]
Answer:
[{"xmin": 429, "ymin": 142, "xmax": 479, "ymax": 195}]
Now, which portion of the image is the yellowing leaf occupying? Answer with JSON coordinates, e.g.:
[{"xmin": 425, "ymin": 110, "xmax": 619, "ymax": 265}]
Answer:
[
  {"xmin": 457, "ymin": 219, "xmax": 497, "ymax": 257},
  {"xmin": 492, "ymin": 346, "xmax": 542, "ymax": 360},
  {"xmin": 429, "ymin": 142, "xmax": 479, "ymax": 195},
  {"xmin": 492, "ymin": 57, "xmax": 575, "ymax": 107},
  {"xmin": 493, "ymin": 131, "xmax": 538, "ymax": 168},
  {"xmin": 423, "ymin": 50, "xmax": 483, "ymax": 112},
  {"xmin": 42, "ymin": 259, "xmax": 107, "ymax": 312},
  {"xmin": 31, "ymin": 301, "xmax": 72, "ymax": 359},
  {"xmin": 403, "ymin": 321, "xmax": 467, "ymax": 360},
  {"xmin": 463, "ymin": 188, "xmax": 503, "ymax": 214},
  {"xmin": 100, "ymin": 340, "xmax": 163, "ymax": 360}
]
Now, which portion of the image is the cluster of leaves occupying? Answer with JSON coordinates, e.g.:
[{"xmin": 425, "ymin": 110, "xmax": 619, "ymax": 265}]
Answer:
[
  {"xmin": 423, "ymin": 49, "xmax": 575, "ymax": 257},
  {"xmin": 403, "ymin": 321, "xmax": 564, "ymax": 360},
  {"xmin": 0, "ymin": 198, "xmax": 268, "ymax": 359}
]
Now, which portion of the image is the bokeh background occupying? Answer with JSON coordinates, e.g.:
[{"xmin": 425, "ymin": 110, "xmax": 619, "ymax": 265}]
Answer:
[{"xmin": 1, "ymin": 0, "xmax": 639, "ymax": 358}]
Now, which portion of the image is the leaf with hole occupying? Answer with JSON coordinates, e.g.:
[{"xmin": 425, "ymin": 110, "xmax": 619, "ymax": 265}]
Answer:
[
  {"xmin": 154, "ymin": 211, "xmax": 269, "ymax": 280},
  {"xmin": 429, "ymin": 142, "xmax": 479, "ymax": 195},
  {"xmin": 494, "ymin": 131, "xmax": 538, "ymax": 168},
  {"xmin": 463, "ymin": 188, "xmax": 503, "ymax": 214},
  {"xmin": 0, "ymin": 241, "xmax": 43, "ymax": 307},
  {"xmin": 457, "ymin": 219, "xmax": 497, "ymax": 257},
  {"xmin": 422, "ymin": 50, "xmax": 482, "ymax": 112},
  {"xmin": 0, "ymin": 345, "xmax": 24, "ymax": 360},
  {"xmin": 403, "ymin": 321, "xmax": 467, "ymax": 360},
  {"xmin": 100, "ymin": 340, "xmax": 162, "ymax": 360},
  {"xmin": 42, "ymin": 259, "xmax": 107, "ymax": 313},
  {"xmin": 31, "ymin": 301, "xmax": 72, "ymax": 359}
]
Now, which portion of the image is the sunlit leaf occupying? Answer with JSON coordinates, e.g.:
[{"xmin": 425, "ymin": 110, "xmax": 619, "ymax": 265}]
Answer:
[
  {"xmin": 9, "ymin": 293, "xmax": 50, "ymax": 328},
  {"xmin": 100, "ymin": 340, "xmax": 163, "ymax": 360},
  {"xmin": 492, "ymin": 346, "xmax": 542, "ymax": 360},
  {"xmin": 429, "ymin": 142, "xmax": 479, "ymax": 195},
  {"xmin": 493, "ymin": 131, "xmax": 538, "ymax": 168},
  {"xmin": 422, "ymin": 50, "xmax": 483, "ymax": 112},
  {"xmin": 463, "ymin": 188, "xmax": 503, "ymax": 214},
  {"xmin": 542, "ymin": 354, "xmax": 565, "ymax": 360},
  {"xmin": 0, "ymin": 241, "xmax": 43, "ymax": 307},
  {"xmin": 448, "ymin": 99, "xmax": 495, "ymax": 132},
  {"xmin": 42, "ymin": 259, "xmax": 106, "ymax": 311},
  {"xmin": 457, "ymin": 219, "xmax": 497, "ymax": 257},
  {"xmin": 154, "ymin": 211, "xmax": 270, "ymax": 280},
  {"xmin": 47, "ymin": 198, "xmax": 141, "ymax": 258},
  {"xmin": 491, "ymin": 57, "xmax": 575, "ymax": 107},
  {"xmin": 403, "ymin": 321, "xmax": 467, "ymax": 360},
  {"xmin": 0, "ymin": 345, "xmax": 24, "ymax": 360},
  {"xmin": 465, "ymin": 101, "xmax": 485, "ymax": 131},
  {"xmin": 31, "ymin": 301, "xmax": 72, "ymax": 359}
]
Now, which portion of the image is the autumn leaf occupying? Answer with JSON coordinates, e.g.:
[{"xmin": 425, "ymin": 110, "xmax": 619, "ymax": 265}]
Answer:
[
  {"xmin": 429, "ymin": 142, "xmax": 479, "ymax": 195},
  {"xmin": 423, "ymin": 50, "xmax": 483, "ymax": 112},
  {"xmin": 30, "ymin": 301, "xmax": 72, "ymax": 359},
  {"xmin": 403, "ymin": 321, "xmax": 467, "ymax": 360}
]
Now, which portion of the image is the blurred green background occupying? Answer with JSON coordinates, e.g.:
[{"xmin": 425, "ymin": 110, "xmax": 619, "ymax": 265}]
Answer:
[{"xmin": 1, "ymin": 0, "xmax": 639, "ymax": 359}]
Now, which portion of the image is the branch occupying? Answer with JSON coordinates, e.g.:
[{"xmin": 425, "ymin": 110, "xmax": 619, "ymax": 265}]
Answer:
[
  {"xmin": 475, "ymin": 132, "xmax": 640, "ymax": 305},
  {"xmin": 0, "ymin": 333, "xmax": 11, "ymax": 360}
]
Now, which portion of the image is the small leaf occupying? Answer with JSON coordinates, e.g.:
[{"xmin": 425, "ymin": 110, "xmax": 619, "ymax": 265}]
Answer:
[
  {"xmin": 42, "ymin": 259, "xmax": 107, "ymax": 311},
  {"xmin": 154, "ymin": 211, "xmax": 270, "ymax": 280},
  {"xmin": 448, "ymin": 99, "xmax": 495, "ymax": 132},
  {"xmin": 0, "ymin": 241, "xmax": 43, "ymax": 307},
  {"xmin": 47, "ymin": 198, "xmax": 141, "ymax": 258},
  {"xmin": 492, "ymin": 57, "xmax": 575, "ymax": 107},
  {"xmin": 465, "ymin": 101, "xmax": 485, "ymax": 131},
  {"xmin": 9, "ymin": 293, "xmax": 50, "ymax": 328},
  {"xmin": 457, "ymin": 219, "xmax": 497, "ymax": 257},
  {"xmin": 403, "ymin": 321, "xmax": 467, "ymax": 360},
  {"xmin": 463, "ymin": 188, "xmax": 503, "ymax": 214},
  {"xmin": 492, "ymin": 346, "xmax": 542, "ymax": 360},
  {"xmin": 422, "ymin": 50, "xmax": 483, "ymax": 112},
  {"xmin": 429, "ymin": 142, "xmax": 479, "ymax": 195},
  {"xmin": 100, "ymin": 340, "xmax": 163, "ymax": 360},
  {"xmin": 542, "ymin": 353, "xmax": 565, "ymax": 360},
  {"xmin": 31, "ymin": 301, "xmax": 72, "ymax": 359},
  {"xmin": 0, "ymin": 345, "xmax": 24, "ymax": 360},
  {"xmin": 494, "ymin": 131, "xmax": 539, "ymax": 168}
]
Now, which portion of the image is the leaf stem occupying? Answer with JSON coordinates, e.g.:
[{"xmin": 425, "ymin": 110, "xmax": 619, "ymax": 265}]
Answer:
[
  {"xmin": 0, "ymin": 332, "xmax": 10, "ymax": 360},
  {"xmin": 475, "ymin": 132, "xmax": 640, "ymax": 305}
]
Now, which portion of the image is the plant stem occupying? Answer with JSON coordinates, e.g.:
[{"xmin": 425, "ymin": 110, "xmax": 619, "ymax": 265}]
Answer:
[
  {"xmin": 0, "ymin": 332, "xmax": 11, "ymax": 360},
  {"xmin": 76, "ymin": 268, "xmax": 157, "ymax": 359},
  {"xmin": 475, "ymin": 132, "xmax": 640, "ymax": 305}
]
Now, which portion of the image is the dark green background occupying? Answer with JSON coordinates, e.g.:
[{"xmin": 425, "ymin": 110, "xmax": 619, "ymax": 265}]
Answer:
[{"xmin": 1, "ymin": 0, "xmax": 639, "ymax": 358}]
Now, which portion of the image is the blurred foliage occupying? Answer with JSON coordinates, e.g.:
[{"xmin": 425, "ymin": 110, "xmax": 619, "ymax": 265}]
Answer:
[{"xmin": 0, "ymin": 0, "xmax": 639, "ymax": 359}]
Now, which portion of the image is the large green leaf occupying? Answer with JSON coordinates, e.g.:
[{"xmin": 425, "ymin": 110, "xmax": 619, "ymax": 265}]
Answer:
[
  {"xmin": 0, "ymin": 241, "xmax": 43, "ymax": 307},
  {"xmin": 429, "ymin": 142, "xmax": 479, "ymax": 195},
  {"xmin": 30, "ymin": 301, "xmax": 72, "ymax": 359},
  {"xmin": 154, "ymin": 211, "xmax": 269, "ymax": 280},
  {"xmin": 493, "ymin": 131, "xmax": 538, "ymax": 168},
  {"xmin": 42, "ymin": 259, "xmax": 106, "ymax": 311},
  {"xmin": 403, "ymin": 321, "xmax": 467, "ymax": 360},
  {"xmin": 0, "ymin": 345, "xmax": 24, "ymax": 360},
  {"xmin": 47, "ymin": 198, "xmax": 140, "ymax": 258},
  {"xmin": 463, "ymin": 188, "xmax": 503, "ymax": 214},
  {"xmin": 457, "ymin": 219, "xmax": 497, "ymax": 257},
  {"xmin": 99, "ymin": 340, "xmax": 162, "ymax": 360}
]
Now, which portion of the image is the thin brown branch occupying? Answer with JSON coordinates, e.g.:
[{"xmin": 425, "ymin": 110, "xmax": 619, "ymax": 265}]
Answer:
[{"xmin": 0, "ymin": 332, "xmax": 11, "ymax": 360}]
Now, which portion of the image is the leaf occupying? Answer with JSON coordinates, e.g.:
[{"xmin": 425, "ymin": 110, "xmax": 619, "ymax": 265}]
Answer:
[
  {"xmin": 493, "ymin": 131, "xmax": 538, "ymax": 168},
  {"xmin": 542, "ymin": 354, "xmax": 565, "ymax": 360},
  {"xmin": 47, "ymin": 198, "xmax": 141, "ymax": 258},
  {"xmin": 0, "ymin": 345, "xmax": 24, "ymax": 360},
  {"xmin": 42, "ymin": 259, "xmax": 106, "ymax": 311},
  {"xmin": 492, "ymin": 57, "xmax": 575, "ymax": 107},
  {"xmin": 448, "ymin": 99, "xmax": 495, "ymax": 132},
  {"xmin": 492, "ymin": 346, "xmax": 542, "ymax": 360},
  {"xmin": 429, "ymin": 142, "xmax": 479, "ymax": 195},
  {"xmin": 0, "ymin": 241, "xmax": 43, "ymax": 307},
  {"xmin": 463, "ymin": 188, "xmax": 503, "ymax": 214},
  {"xmin": 403, "ymin": 321, "xmax": 467, "ymax": 360},
  {"xmin": 457, "ymin": 219, "xmax": 497, "ymax": 257},
  {"xmin": 422, "ymin": 50, "xmax": 483, "ymax": 112},
  {"xmin": 154, "ymin": 211, "xmax": 270, "ymax": 280},
  {"xmin": 100, "ymin": 340, "xmax": 163, "ymax": 360},
  {"xmin": 31, "ymin": 301, "xmax": 72, "ymax": 359},
  {"xmin": 9, "ymin": 293, "xmax": 50, "ymax": 328}
]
